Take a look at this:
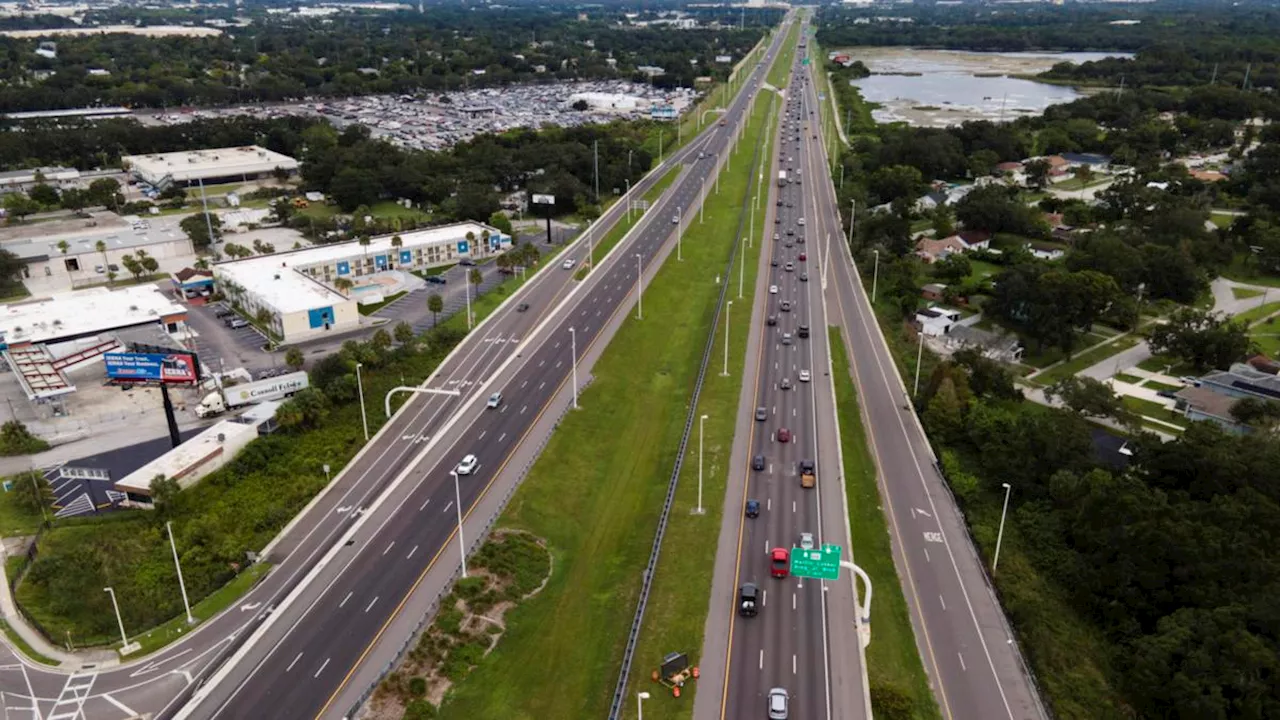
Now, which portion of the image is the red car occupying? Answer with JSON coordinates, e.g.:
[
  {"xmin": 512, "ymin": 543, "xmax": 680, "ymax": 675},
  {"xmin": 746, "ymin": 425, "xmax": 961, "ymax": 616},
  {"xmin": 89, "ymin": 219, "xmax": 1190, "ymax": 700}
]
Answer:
[
  {"xmin": 777, "ymin": 427, "xmax": 791, "ymax": 443},
  {"xmin": 798, "ymin": 252, "xmax": 807, "ymax": 261},
  {"xmin": 771, "ymin": 547, "xmax": 790, "ymax": 578}
]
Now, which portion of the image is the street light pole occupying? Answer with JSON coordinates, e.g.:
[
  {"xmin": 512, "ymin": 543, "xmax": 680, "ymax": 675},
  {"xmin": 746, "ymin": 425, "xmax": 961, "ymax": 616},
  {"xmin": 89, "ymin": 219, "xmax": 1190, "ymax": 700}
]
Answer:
[
  {"xmin": 166, "ymin": 521, "xmax": 195, "ymax": 625},
  {"xmin": 722, "ymin": 301, "xmax": 733, "ymax": 376},
  {"xmin": 993, "ymin": 482, "xmax": 1012, "ymax": 573},
  {"xmin": 569, "ymin": 327, "xmax": 578, "ymax": 410},
  {"xmin": 625, "ymin": 179, "xmax": 631, "ymax": 225},
  {"xmin": 104, "ymin": 587, "xmax": 131, "ymax": 652},
  {"xmin": 848, "ymin": 198, "xmax": 855, "ymax": 241},
  {"xmin": 355, "ymin": 362, "xmax": 369, "ymax": 441},
  {"xmin": 677, "ymin": 206, "xmax": 683, "ymax": 261},
  {"xmin": 465, "ymin": 274, "xmax": 473, "ymax": 330},
  {"xmin": 450, "ymin": 470, "xmax": 468, "ymax": 578},
  {"xmin": 635, "ymin": 254, "xmax": 644, "ymax": 320},
  {"xmin": 637, "ymin": 691, "xmax": 651, "ymax": 720},
  {"xmin": 696, "ymin": 414, "xmax": 709, "ymax": 514},
  {"xmin": 913, "ymin": 329, "xmax": 924, "ymax": 398}
]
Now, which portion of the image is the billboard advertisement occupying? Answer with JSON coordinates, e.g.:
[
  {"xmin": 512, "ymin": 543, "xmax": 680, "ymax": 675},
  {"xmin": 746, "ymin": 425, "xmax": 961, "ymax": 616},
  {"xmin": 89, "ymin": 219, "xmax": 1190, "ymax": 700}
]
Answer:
[
  {"xmin": 104, "ymin": 352, "xmax": 199, "ymax": 384},
  {"xmin": 531, "ymin": 193, "xmax": 556, "ymax": 205}
]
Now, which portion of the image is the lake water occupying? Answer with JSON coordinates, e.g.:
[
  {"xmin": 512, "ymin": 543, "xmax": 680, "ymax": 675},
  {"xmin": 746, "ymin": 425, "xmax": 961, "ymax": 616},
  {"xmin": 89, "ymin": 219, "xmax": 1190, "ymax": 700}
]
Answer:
[{"xmin": 847, "ymin": 49, "xmax": 1132, "ymax": 127}]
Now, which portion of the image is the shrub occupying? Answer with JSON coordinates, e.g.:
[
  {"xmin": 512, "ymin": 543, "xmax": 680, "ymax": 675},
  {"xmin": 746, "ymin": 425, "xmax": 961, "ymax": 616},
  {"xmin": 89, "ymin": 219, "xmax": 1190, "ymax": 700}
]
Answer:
[{"xmin": 0, "ymin": 421, "xmax": 49, "ymax": 456}]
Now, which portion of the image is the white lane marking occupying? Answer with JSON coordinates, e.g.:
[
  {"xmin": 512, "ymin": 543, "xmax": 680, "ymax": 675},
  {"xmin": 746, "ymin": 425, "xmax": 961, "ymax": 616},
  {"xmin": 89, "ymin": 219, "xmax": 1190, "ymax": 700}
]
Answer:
[
  {"xmin": 792, "ymin": 654, "xmax": 797, "ymax": 675},
  {"xmin": 924, "ymin": 548, "xmax": 931, "ymax": 562},
  {"xmin": 102, "ymin": 694, "xmax": 137, "ymax": 717},
  {"xmin": 498, "ymin": 432, "xmax": 506, "ymax": 443},
  {"xmin": 382, "ymin": 541, "xmax": 395, "ymax": 556},
  {"xmin": 940, "ymin": 595, "xmax": 947, "ymax": 611},
  {"xmin": 443, "ymin": 500, "xmax": 454, "ymax": 513},
  {"xmin": 314, "ymin": 658, "xmax": 330, "ymax": 678},
  {"xmin": 407, "ymin": 545, "xmax": 418, "ymax": 560},
  {"xmin": 521, "ymin": 405, "xmax": 528, "ymax": 415},
  {"xmin": 539, "ymin": 359, "xmax": 545, "ymax": 367},
  {"xmin": 767, "ymin": 498, "xmax": 772, "ymax": 511},
  {"xmin": 762, "ymin": 589, "xmax": 768, "ymax": 607},
  {"xmin": 365, "ymin": 597, "xmax": 379, "ymax": 613},
  {"xmin": 286, "ymin": 652, "xmax": 303, "ymax": 672},
  {"xmin": 339, "ymin": 592, "xmax": 352, "ymax": 608},
  {"xmin": 478, "ymin": 430, "xmax": 486, "ymax": 440},
  {"xmin": 555, "ymin": 360, "xmax": 562, "ymax": 369},
  {"xmin": 792, "ymin": 593, "xmax": 797, "ymax": 611},
  {"xmin": 420, "ymin": 498, "xmax": 430, "ymax": 511},
  {"xmin": 759, "ymin": 650, "xmax": 765, "ymax": 670},
  {"xmin": 792, "ymin": 500, "xmax": 796, "ymax": 513},
  {"xmin": 958, "ymin": 653, "xmax": 968, "ymax": 671},
  {"xmin": 538, "ymin": 381, "xmax": 546, "ymax": 390},
  {"xmin": 521, "ymin": 380, "xmax": 528, "ymax": 388}
]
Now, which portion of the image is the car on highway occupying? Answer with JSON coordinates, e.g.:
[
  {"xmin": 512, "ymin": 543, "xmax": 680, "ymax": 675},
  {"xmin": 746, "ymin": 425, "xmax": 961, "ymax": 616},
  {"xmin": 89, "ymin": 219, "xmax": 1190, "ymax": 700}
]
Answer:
[
  {"xmin": 784, "ymin": 262, "xmax": 794, "ymax": 272},
  {"xmin": 786, "ymin": 229, "xmax": 795, "ymax": 236},
  {"xmin": 781, "ymin": 333, "xmax": 793, "ymax": 346},
  {"xmin": 777, "ymin": 427, "xmax": 791, "ymax": 443},
  {"xmin": 798, "ymin": 252, "xmax": 807, "ymax": 261},
  {"xmin": 486, "ymin": 392, "xmax": 503, "ymax": 409},
  {"xmin": 798, "ymin": 324, "xmax": 810, "ymax": 338},
  {"xmin": 770, "ymin": 284, "xmax": 779, "ymax": 294},
  {"xmin": 799, "ymin": 459, "xmax": 816, "ymax": 488},
  {"xmin": 770, "ymin": 548, "xmax": 790, "ymax": 578},
  {"xmin": 752, "ymin": 454, "xmax": 766, "ymax": 471},
  {"xmin": 773, "ymin": 232, "xmax": 780, "ymax": 241},
  {"xmin": 774, "ymin": 216, "xmax": 781, "ymax": 224},
  {"xmin": 746, "ymin": 499, "xmax": 760, "ymax": 518},
  {"xmin": 799, "ymin": 369, "xmax": 811, "ymax": 382},
  {"xmin": 456, "ymin": 454, "xmax": 478, "ymax": 475},
  {"xmin": 755, "ymin": 406, "xmax": 768, "ymax": 421},
  {"xmin": 799, "ymin": 532, "xmax": 815, "ymax": 551},
  {"xmin": 672, "ymin": 214, "xmax": 680, "ymax": 224},
  {"xmin": 798, "ymin": 218, "xmax": 806, "ymax": 226},
  {"xmin": 780, "ymin": 377, "xmax": 792, "ymax": 390},
  {"xmin": 516, "ymin": 302, "xmax": 530, "ymax": 312},
  {"xmin": 767, "ymin": 687, "xmax": 789, "ymax": 718},
  {"xmin": 780, "ymin": 300, "xmax": 792, "ymax": 312},
  {"xmin": 767, "ymin": 314, "xmax": 777, "ymax": 326},
  {"xmin": 771, "ymin": 258, "xmax": 779, "ymax": 267},
  {"xmin": 799, "ymin": 272, "xmax": 809, "ymax": 282},
  {"xmin": 562, "ymin": 258, "xmax": 576, "ymax": 270},
  {"xmin": 740, "ymin": 582, "xmax": 760, "ymax": 617}
]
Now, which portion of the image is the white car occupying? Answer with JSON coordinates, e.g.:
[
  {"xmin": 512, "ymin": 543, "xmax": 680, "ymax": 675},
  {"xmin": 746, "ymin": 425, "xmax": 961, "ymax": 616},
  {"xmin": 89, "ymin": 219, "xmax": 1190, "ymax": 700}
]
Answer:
[
  {"xmin": 486, "ymin": 392, "xmax": 503, "ymax": 409},
  {"xmin": 456, "ymin": 454, "xmax": 478, "ymax": 475},
  {"xmin": 769, "ymin": 285, "xmax": 779, "ymax": 294},
  {"xmin": 799, "ymin": 532, "xmax": 815, "ymax": 551},
  {"xmin": 562, "ymin": 258, "xmax": 576, "ymax": 270},
  {"xmin": 797, "ymin": 217, "xmax": 806, "ymax": 226},
  {"xmin": 799, "ymin": 369, "xmax": 811, "ymax": 383}
]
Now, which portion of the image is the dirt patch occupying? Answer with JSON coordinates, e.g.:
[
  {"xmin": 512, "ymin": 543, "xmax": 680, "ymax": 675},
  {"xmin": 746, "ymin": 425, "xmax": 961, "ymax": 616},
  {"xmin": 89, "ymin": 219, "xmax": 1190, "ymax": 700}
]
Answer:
[{"xmin": 363, "ymin": 529, "xmax": 552, "ymax": 720}]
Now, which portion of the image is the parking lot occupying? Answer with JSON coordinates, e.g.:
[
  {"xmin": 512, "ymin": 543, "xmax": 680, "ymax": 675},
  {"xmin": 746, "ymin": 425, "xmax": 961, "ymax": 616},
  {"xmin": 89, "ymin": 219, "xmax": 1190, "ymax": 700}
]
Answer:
[
  {"xmin": 184, "ymin": 301, "xmax": 277, "ymax": 376},
  {"xmin": 374, "ymin": 262, "xmax": 510, "ymax": 333}
]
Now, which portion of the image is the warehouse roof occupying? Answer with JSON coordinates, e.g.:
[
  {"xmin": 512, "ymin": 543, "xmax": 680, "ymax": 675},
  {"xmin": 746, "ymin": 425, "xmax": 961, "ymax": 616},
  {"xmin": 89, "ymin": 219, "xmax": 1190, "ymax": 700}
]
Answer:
[
  {"xmin": 0, "ymin": 286, "xmax": 185, "ymax": 348},
  {"xmin": 123, "ymin": 145, "xmax": 299, "ymax": 184}
]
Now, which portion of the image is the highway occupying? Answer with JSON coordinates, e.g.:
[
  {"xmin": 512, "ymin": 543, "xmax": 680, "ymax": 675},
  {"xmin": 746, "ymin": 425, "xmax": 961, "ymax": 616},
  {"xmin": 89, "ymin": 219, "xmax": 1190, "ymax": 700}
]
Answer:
[
  {"xmin": 712, "ymin": 18, "xmax": 870, "ymax": 720},
  {"xmin": 0, "ymin": 35, "xmax": 782, "ymax": 720},
  {"xmin": 172, "ymin": 22, "xmax": 795, "ymax": 720},
  {"xmin": 799, "ymin": 32, "xmax": 1051, "ymax": 720}
]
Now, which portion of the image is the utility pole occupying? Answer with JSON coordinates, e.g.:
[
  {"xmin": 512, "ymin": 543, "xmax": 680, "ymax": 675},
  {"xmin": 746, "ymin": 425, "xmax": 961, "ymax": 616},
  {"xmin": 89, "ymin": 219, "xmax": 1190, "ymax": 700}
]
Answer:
[{"xmin": 593, "ymin": 139, "xmax": 599, "ymax": 200}]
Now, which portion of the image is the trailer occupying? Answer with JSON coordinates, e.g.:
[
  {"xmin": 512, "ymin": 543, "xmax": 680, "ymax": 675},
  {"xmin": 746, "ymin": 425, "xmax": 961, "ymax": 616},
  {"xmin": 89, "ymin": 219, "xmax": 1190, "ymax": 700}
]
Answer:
[{"xmin": 195, "ymin": 371, "xmax": 309, "ymax": 418}]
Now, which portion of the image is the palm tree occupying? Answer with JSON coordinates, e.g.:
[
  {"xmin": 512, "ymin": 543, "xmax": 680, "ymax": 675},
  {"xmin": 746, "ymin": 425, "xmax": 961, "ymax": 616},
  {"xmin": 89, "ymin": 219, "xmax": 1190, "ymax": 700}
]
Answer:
[
  {"xmin": 95, "ymin": 239, "xmax": 108, "ymax": 275},
  {"xmin": 390, "ymin": 235, "xmax": 403, "ymax": 268},
  {"xmin": 333, "ymin": 277, "xmax": 354, "ymax": 296},
  {"xmin": 427, "ymin": 292, "xmax": 443, "ymax": 326},
  {"xmin": 194, "ymin": 257, "xmax": 210, "ymax": 271},
  {"xmin": 480, "ymin": 229, "xmax": 491, "ymax": 257},
  {"xmin": 56, "ymin": 240, "xmax": 70, "ymax": 275},
  {"xmin": 465, "ymin": 230, "xmax": 475, "ymax": 257}
]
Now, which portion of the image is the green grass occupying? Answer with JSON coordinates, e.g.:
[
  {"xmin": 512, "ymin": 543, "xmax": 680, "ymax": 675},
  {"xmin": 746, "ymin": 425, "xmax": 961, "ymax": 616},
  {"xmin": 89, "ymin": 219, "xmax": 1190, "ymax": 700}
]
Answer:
[
  {"xmin": 1250, "ymin": 332, "xmax": 1280, "ymax": 357},
  {"xmin": 1052, "ymin": 175, "xmax": 1111, "ymax": 192},
  {"xmin": 1136, "ymin": 354, "xmax": 1196, "ymax": 377},
  {"xmin": 356, "ymin": 290, "xmax": 409, "ymax": 316},
  {"xmin": 0, "ymin": 482, "xmax": 47, "ymax": 537},
  {"xmin": 439, "ymin": 69, "xmax": 778, "ymax": 720},
  {"xmin": 438, "ymin": 247, "xmax": 569, "ymax": 334},
  {"xmin": 413, "ymin": 263, "xmax": 455, "ymax": 278},
  {"xmin": 965, "ymin": 259, "xmax": 1002, "ymax": 282},
  {"xmin": 1234, "ymin": 300, "xmax": 1280, "ymax": 325},
  {"xmin": 620, "ymin": 81, "xmax": 777, "ymax": 720},
  {"xmin": 1112, "ymin": 372, "xmax": 1141, "ymax": 385},
  {"xmin": 643, "ymin": 163, "xmax": 683, "ymax": 205},
  {"xmin": 1232, "ymin": 286, "xmax": 1263, "ymax": 300},
  {"xmin": 0, "ymin": 620, "xmax": 57, "ymax": 666},
  {"xmin": 1121, "ymin": 396, "xmax": 1189, "ymax": 429},
  {"xmin": 133, "ymin": 563, "xmax": 270, "ymax": 656},
  {"xmin": 767, "ymin": 21, "xmax": 800, "ymax": 90},
  {"xmin": 1031, "ymin": 335, "xmax": 1140, "ymax": 386},
  {"xmin": 1211, "ymin": 213, "xmax": 1236, "ymax": 229},
  {"xmin": 1144, "ymin": 379, "xmax": 1181, "ymax": 392},
  {"xmin": 830, "ymin": 328, "xmax": 941, "ymax": 720},
  {"xmin": 579, "ymin": 163, "xmax": 685, "ymax": 279}
]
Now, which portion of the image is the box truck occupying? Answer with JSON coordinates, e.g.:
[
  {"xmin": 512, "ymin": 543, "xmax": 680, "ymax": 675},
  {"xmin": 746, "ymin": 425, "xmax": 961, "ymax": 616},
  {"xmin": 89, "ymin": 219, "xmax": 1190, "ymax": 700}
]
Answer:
[{"xmin": 195, "ymin": 371, "xmax": 309, "ymax": 418}]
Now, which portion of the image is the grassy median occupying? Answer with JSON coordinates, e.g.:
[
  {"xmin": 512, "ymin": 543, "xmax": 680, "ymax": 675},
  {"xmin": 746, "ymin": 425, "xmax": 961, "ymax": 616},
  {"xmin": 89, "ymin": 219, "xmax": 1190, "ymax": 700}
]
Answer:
[
  {"xmin": 829, "ymin": 328, "xmax": 942, "ymax": 719},
  {"xmin": 437, "ymin": 78, "xmax": 776, "ymax": 720}
]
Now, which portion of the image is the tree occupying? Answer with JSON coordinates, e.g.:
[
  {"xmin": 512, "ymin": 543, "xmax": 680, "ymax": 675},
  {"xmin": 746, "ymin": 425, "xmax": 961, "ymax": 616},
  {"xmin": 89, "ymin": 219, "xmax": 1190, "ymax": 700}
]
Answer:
[
  {"xmin": 487, "ymin": 211, "xmax": 513, "ymax": 235},
  {"xmin": 56, "ymin": 240, "xmax": 70, "ymax": 274},
  {"xmin": 934, "ymin": 254, "xmax": 971, "ymax": 285},
  {"xmin": 137, "ymin": 249, "xmax": 159, "ymax": 275},
  {"xmin": 284, "ymin": 347, "xmax": 305, "ymax": 370},
  {"xmin": 276, "ymin": 387, "xmax": 331, "ymax": 430},
  {"xmin": 1024, "ymin": 159, "xmax": 1051, "ymax": 190},
  {"xmin": 1229, "ymin": 397, "xmax": 1280, "ymax": 429},
  {"xmin": 3, "ymin": 192, "xmax": 39, "ymax": 221},
  {"xmin": 333, "ymin": 277, "xmax": 354, "ymax": 296},
  {"xmin": 1047, "ymin": 376, "xmax": 1135, "ymax": 426},
  {"xmin": 955, "ymin": 185, "xmax": 1045, "ymax": 237},
  {"xmin": 394, "ymin": 321, "xmax": 415, "ymax": 346},
  {"xmin": 180, "ymin": 213, "xmax": 224, "ymax": 250},
  {"xmin": 86, "ymin": 178, "xmax": 122, "ymax": 211},
  {"xmin": 1147, "ymin": 308, "xmax": 1251, "ymax": 371},
  {"xmin": 121, "ymin": 254, "xmax": 144, "ymax": 281},
  {"xmin": 149, "ymin": 474, "xmax": 181, "ymax": 518},
  {"xmin": 427, "ymin": 292, "xmax": 444, "ymax": 326},
  {"xmin": 868, "ymin": 165, "xmax": 925, "ymax": 205},
  {"xmin": 29, "ymin": 183, "xmax": 58, "ymax": 207},
  {"xmin": 59, "ymin": 187, "xmax": 86, "ymax": 212},
  {"xmin": 371, "ymin": 328, "xmax": 392, "ymax": 351},
  {"xmin": 358, "ymin": 235, "xmax": 371, "ymax": 258},
  {"xmin": 270, "ymin": 198, "xmax": 296, "ymax": 224},
  {"xmin": 255, "ymin": 307, "xmax": 273, "ymax": 328}
]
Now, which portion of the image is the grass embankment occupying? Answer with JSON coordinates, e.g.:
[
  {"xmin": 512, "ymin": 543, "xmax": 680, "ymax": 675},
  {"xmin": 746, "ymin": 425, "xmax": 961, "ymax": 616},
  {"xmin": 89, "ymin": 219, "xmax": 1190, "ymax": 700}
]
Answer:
[
  {"xmin": 0, "ymin": 620, "xmax": 57, "ymax": 666},
  {"xmin": 437, "ymin": 81, "xmax": 777, "ymax": 720},
  {"xmin": 621, "ymin": 92, "xmax": 777, "ymax": 720},
  {"xmin": 439, "ymin": 244, "xmax": 570, "ymax": 334},
  {"xmin": 766, "ymin": 20, "xmax": 800, "ymax": 90},
  {"xmin": 131, "ymin": 563, "xmax": 271, "ymax": 656},
  {"xmin": 829, "ymin": 328, "xmax": 941, "ymax": 719}
]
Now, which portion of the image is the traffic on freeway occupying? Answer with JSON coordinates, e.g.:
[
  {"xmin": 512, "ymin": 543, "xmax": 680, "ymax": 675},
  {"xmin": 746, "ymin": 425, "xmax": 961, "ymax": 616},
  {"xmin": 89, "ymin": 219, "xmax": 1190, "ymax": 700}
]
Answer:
[
  {"xmin": 715, "ymin": 19, "xmax": 870, "ymax": 720},
  {"xmin": 176, "ymin": 24, "xmax": 796, "ymax": 720},
  {"xmin": 796, "ymin": 29, "xmax": 1051, "ymax": 720}
]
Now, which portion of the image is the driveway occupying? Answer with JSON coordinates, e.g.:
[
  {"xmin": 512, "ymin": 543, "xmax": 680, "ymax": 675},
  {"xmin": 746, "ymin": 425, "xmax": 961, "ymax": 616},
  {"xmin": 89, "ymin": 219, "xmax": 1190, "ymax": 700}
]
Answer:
[{"xmin": 183, "ymin": 301, "xmax": 273, "ymax": 375}]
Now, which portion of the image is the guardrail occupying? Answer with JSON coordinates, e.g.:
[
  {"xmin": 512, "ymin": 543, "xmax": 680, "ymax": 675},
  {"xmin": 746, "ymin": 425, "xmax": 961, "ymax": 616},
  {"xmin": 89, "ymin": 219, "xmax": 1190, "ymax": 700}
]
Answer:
[{"xmin": 605, "ymin": 75, "xmax": 774, "ymax": 720}]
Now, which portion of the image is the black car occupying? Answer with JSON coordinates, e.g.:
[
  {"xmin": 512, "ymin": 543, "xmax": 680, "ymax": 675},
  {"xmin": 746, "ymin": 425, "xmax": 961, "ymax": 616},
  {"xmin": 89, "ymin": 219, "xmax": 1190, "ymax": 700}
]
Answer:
[
  {"xmin": 458, "ymin": 258, "xmax": 476, "ymax": 266},
  {"xmin": 798, "ymin": 324, "xmax": 810, "ymax": 338},
  {"xmin": 746, "ymin": 499, "xmax": 760, "ymax": 518},
  {"xmin": 516, "ymin": 302, "xmax": 530, "ymax": 312},
  {"xmin": 214, "ymin": 308, "xmax": 235, "ymax": 319},
  {"xmin": 767, "ymin": 315, "xmax": 777, "ymax": 326},
  {"xmin": 771, "ymin": 259, "xmax": 779, "ymax": 267},
  {"xmin": 425, "ymin": 275, "xmax": 447, "ymax": 285},
  {"xmin": 752, "ymin": 455, "xmax": 766, "ymax": 471}
]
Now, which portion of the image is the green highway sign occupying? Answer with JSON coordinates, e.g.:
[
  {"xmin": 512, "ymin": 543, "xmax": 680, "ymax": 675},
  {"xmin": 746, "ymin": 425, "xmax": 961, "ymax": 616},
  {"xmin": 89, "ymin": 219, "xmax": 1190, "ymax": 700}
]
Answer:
[
  {"xmin": 802, "ymin": 58, "xmax": 810, "ymax": 66},
  {"xmin": 790, "ymin": 544, "xmax": 842, "ymax": 580}
]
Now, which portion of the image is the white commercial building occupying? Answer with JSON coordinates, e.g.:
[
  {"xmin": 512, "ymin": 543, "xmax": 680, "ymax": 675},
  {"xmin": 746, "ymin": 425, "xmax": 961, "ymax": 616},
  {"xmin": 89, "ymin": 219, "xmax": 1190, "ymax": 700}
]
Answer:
[
  {"xmin": 213, "ymin": 221, "xmax": 512, "ymax": 343},
  {"xmin": 7, "ymin": 222, "xmax": 194, "ymax": 293},
  {"xmin": 122, "ymin": 145, "xmax": 300, "ymax": 189}
]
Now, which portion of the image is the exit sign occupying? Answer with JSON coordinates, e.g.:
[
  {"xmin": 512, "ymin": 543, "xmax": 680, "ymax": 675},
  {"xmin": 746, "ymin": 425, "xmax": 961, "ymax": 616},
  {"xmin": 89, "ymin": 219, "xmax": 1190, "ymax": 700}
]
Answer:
[{"xmin": 790, "ymin": 544, "xmax": 841, "ymax": 580}]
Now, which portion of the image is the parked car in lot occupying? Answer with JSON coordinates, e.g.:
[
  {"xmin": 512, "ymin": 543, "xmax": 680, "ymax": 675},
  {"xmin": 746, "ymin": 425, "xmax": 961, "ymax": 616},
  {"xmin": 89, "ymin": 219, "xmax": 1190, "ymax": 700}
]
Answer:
[
  {"xmin": 425, "ymin": 275, "xmax": 447, "ymax": 285},
  {"xmin": 226, "ymin": 318, "xmax": 249, "ymax": 329},
  {"xmin": 215, "ymin": 308, "xmax": 235, "ymax": 319}
]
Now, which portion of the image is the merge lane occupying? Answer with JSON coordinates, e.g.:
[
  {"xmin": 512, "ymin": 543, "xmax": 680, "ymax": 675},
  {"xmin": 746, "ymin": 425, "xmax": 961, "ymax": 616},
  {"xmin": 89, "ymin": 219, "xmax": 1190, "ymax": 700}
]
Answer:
[{"xmin": 205, "ymin": 40, "xmax": 787, "ymax": 720}]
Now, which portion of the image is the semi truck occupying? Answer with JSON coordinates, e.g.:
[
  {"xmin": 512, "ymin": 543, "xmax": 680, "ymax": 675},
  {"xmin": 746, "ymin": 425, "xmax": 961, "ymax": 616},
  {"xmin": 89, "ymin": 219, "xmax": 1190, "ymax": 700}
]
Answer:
[
  {"xmin": 195, "ymin": 371, "xmax": 309, "ymax": 418},
  {"xmin": 777, "ymin": 170, "xmax": 787, "ymax": 187}
]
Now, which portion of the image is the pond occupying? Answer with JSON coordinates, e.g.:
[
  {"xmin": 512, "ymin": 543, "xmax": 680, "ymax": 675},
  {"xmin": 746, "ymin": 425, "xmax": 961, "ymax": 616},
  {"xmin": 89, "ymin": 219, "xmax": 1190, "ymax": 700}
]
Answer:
[{"xmin": 844, "ymin": 48, "xmax": 1132, "ymax": 127}]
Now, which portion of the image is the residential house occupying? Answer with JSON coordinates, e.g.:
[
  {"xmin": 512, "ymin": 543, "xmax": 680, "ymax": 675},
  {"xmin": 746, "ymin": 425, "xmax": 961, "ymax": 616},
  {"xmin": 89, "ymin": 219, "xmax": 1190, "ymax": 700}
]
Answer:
[
  {"xmin": 921, "ymin": 283, "xmax": 947, "ymax": 302},
  {"xmin": 915, "ymin": 306, "xmax": 962, "ymax": 336},
  {"xmin": 1061, "ymin": 152, "xmax": 1112, "ymax": 171},
  {"xmin": 943, "ymin": 325, "xmax": 1023, "ymax": 363},
  {"xmin": 1026, "ymin": 243, "xmax": 1065, "ymax": 261},
  {"xmin": 914, "ymin": 184, "xmax": 974, "ymax": 213},
  {"xmin": 1173, "ymin": 386, "xmax": 1248, "ymax": 434},
  {"xmin": 1044, "ymin": 155, "xmax": 1071, "ymax": 178},
  {"xmin": 1198, "ymin": 363, "xmax": 1280, "ymax": 401},
  {"xmin": 915, "ymin": 236, "xmax": 967, "ymax": 263}
]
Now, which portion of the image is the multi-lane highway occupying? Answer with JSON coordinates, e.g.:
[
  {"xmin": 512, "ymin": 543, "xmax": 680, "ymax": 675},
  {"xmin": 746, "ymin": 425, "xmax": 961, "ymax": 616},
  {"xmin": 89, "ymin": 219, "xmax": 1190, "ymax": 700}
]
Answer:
[
  {"xmin": 0, "ymin": 31, "xmax": 784, "ymax": 720},
  {"xmin": 708, "ymin": 19, "xmax": 870, "ymax": 720},
  {"xmin": 173, "ymin": 22, "xmax": 796, "ymax": 720},
  {"xmin": 797, "ymin": 30, "xmax": 1051, "ymax": 720}
]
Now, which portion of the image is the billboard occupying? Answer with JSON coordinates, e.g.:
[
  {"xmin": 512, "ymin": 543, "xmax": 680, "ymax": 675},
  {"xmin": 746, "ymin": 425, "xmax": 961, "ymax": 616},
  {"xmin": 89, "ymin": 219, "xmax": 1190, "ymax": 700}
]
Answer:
[
  {"xmin": 531, "ymin": 194, "xmax": 556, "ymax": 205},
  {"xmin": 104, "ymin": 352, "xmax": 199, "ymax": 385}
]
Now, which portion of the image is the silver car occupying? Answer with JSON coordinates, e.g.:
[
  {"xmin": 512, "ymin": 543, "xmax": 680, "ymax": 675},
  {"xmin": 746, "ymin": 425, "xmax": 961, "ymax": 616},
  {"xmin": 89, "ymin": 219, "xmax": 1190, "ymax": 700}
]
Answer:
[{"xmin": 768, "ymin": 687, "xmax": 789, "ymax": 719}]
